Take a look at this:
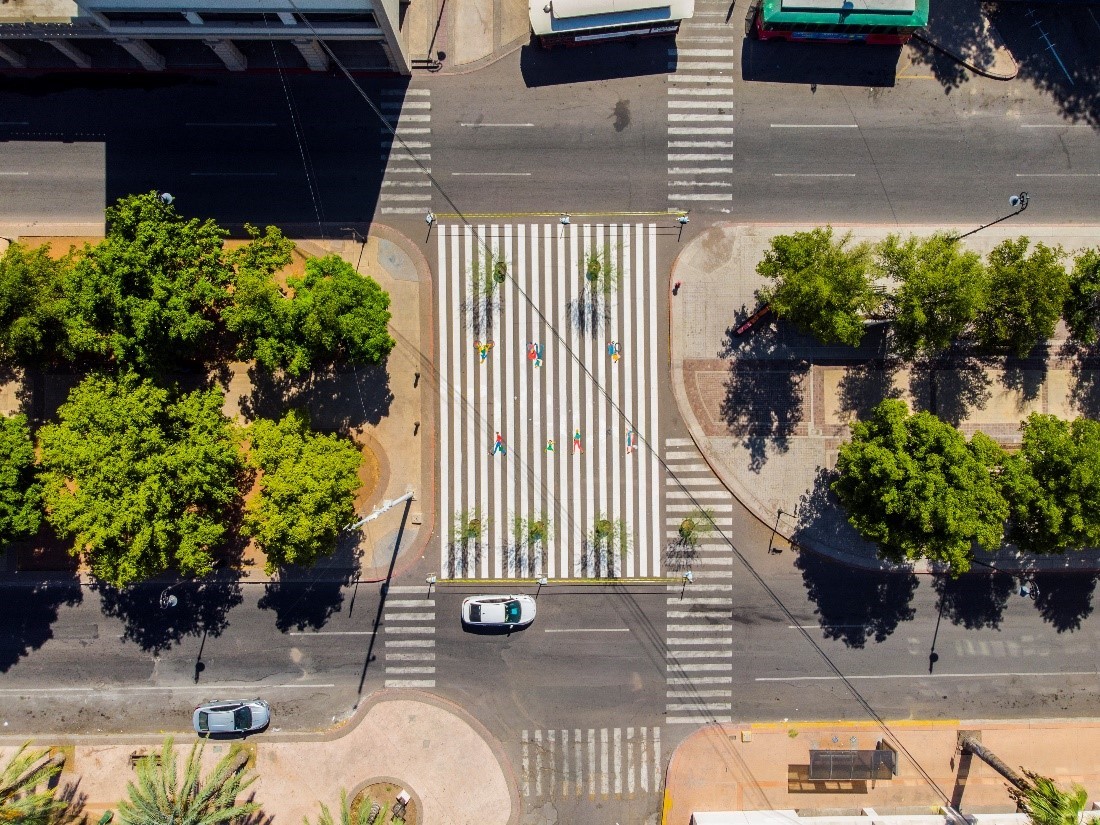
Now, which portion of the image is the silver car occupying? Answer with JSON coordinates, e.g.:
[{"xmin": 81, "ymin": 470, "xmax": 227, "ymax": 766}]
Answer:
[
  {"xmin": 193, "ymin": 699, "xmax": 271, "ymax": 736},
  {"xmin": 461, "ymin": 594, "xmax": 537, "ymax": 628}
]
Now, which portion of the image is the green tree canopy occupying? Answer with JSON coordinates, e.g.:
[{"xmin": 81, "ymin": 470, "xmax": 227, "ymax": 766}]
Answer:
[
  {"xmin": 225, "ymin": 252, "xmax": 395, "ymax": 376},
  {"xmin": 0, "ymin": 743, "xmax": 69, "ymax": 825},
  {"xmin": 0, "ymin": 242, "xmax": 71, "ymax": 365},
  {"xmin": 1000, "ymin": 414, "xmax": 1100, "ymax": 555},
  {"xmin": 1064, "ymin": 247, "xmax": 1100, "ymax": 345},
  {"xmin": 757, "ymin": 227, "xmax": 878, "ymax": 348},
  {"xmin": 0, "ymin": 413, "xmax": 41, "ymax": 546},
  {"xmin": 38, "ymin": 372, "xmax": 242, "ymax": 587},
  {"xmin": 63, "ymin": 192, "xmax": 231, "ymax": 369},
  {"xmin": 244, "ymin": 409, "xmax": 362, "ymax": 572},
  {"xmin": 975, "ymin": 237, "xmax": 1069, "ymax": 357},
  {"xmin": 832, "ymin": 398, "xmax": 1008, "ymax": 573},
  {"xmin": 877, "ymin": 232, "xmax": 987, "ymax": 356},
  {"xmin": 118, "ymin": 737, "xmax": 259, "ymax": 825}
]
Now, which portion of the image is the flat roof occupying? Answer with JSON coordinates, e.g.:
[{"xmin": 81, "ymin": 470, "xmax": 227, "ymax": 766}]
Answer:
[{"xmin": 0, "ymin": 0, "xmax": 77, "ymax": 23}]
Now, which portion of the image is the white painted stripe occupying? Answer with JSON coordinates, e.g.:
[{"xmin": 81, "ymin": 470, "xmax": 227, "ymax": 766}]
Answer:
[
  {"xmin": 668, "ymin": 100, "xmax": 731, "ymax": 108},
  {"xmin": 668, "ymin": 650, "xmax": 734, "ymax": 659},
  {"xmin": 667, "ymin": 611, "xmax": 731, "ymax": 619},
  {"xmin": 667, "ymin": 689, "xmax": 731, "ymax": 697},
  {"xmin": 1016, "ymin": 173, "xmax": 1100, "ymax": 177},
  {"xmin": 665, "ymin": 437, "xmax": 697, "ymax": 446},
  {"xmin": 668, "ymin": 637, "xmax": 734, "ymax": 645},
  {"xmin": 393, "ymin": 127, "xmax": 431, "ymax": 134},
  {"xmin": 386, "ymin": 652, "xmax": 436, "ymax": 661},
  {"xmin": 669, "ymin": 141, "xmax": 735, "ymax": 148},
  {"xmin": 667, "ymin": 490, "xmax": 731, "ymax": 499},
  {"xmin": 0, "ymin": 171, "xmax": 29, "ymax": 176},
  {"xmin": 384, "ymin": 626, "xmax": 435, "ymax": 634},
  {"xmin": 381, "ymin": 180, "xmax": 432, "ymax": 187},
  {"xmin": 668, "ymin": 88, "xmax": 737, "ymax": 97},
  {"xmin": 544, "ymin": 627, "xmax": 630, "ymax": 633},
  {"xmin": 667, "ymin": 624, "xmax": 729, "ymax": 632},
  {"xmin": 383, "ymin": 166, "xmax": 432, "ymax": 173},
  {"xmin": 381, "ymin": 208, "xmax": 432, "ymax": 214},
  {"xmin": 381, "ymin": 101, "xmax": 431, "ymax": 109},
  {"xmin": 384, "ymin": 612, "xmax": 435, "ymax": 621},
  {"xmin": 627, "ymin": 727, "xmax": 635, "ymax": 794},
  {"xmin": 450, "ymin": 171, "xmax": 532, "ymax": 176},
  {"xmin": 670, "ymin": 61, "xmax": 733, "ymax": 70},
  {"xmin": 588, "ymin": 729, "xmax": 596, "ymax": 796},
  {"xmin": 757, "ymin": 670, "xmax": 1100, "ymax": 682},
  {"xmin": 773, "ymin": 173, "xmax": 857, "ymax": 178},
  {"xmin": 668, "ymin": 167, "xmax": 733, "ymax": 175},
  {"xmin": 522, "ymin": 731, "xmax": 530, "ymax": 797},
  {"xmin": 289, "ymin": 630, "xmax": 376, "ymax": 636},
  {"xmin": 535, "ymin": 729, "xmax": 543, "ymax": 796},
  {"xmin": 647, "ymin": 223, "xmax": 660, "ymax": 577},
  {"xmin": 673, "ymin": 663, "xmax": 735, "ymax": 671},
  {"xmin": 382, "ymin": 114, "xmax": 431, "ymax": 122},
  {"xmin": 380, "ymin": 193, "xmax": 432, "ymax": 201},
  {"xmin": 667, "ymin": 193, "xmax": 735, "ymax": 201},
  {"xmin": 667, "ymin": 74, "xmax": 734, "ymax": 83},
  {"xmin": 640, "ymin": 727, "xmax": 649, "ymax": 793},
  {"xmin": 614, "ymin": 727, "xmax": 622, "ymax": 794},
  {"xmin": 460, "ymin": 122, "xmax": 535, "ymax": 127},
  {"xmin": 0, "ymin": 683, "xmax": 335, "ymax": 693},
  {"xmin": 653, "ymin": 728, "xmax": 661, "ymax": 785},
  {"xmin": 668, "ymin": 114, "xmax": 735, "ymax": 122},
  {"xmin": 666, "ymin": 676, "xmax": 733, "ymax": 684},
  {"xmin": 386, "ymin": 666, "xmax": 436, "ymax": 674},
  {"xmin": 666, "ymin": 702, "xmax": 733, "ymax": 711},
  {"xmin": 673, "ymin": 48, "xmax": 735, "ymax": 56},
  {"xmin": 770, "ymin": 123, "xmax": 857, "ymax": 128},
  {"xmin": 387, "ymin": 585, "xmax": 435, "ymax": 593},
  {"xmin": 667, "ymin": 715, "xmax": 732, "ymax": 724},
  {"xmin": 562, "ymin": 729, "xmax": 570, "ymax": 795},
  {"xmin": 384, "ymin": 639, "xmax": 436, "ymax": 647},
  {"xmin": 438, "ymin": 220, "xmax": 450, "ymax": 576},
  {"xmin": 601, "ymin": 728, "xmax": 610, "ymax": 795},
  {"xmin": 1019, "ymin": 124, "xmax": 1091, "ymax": 128},
  {"xmin": 383, "ymin": 679, "xmax": 436, "ymax": 687},
  {"xmin": 575, "ymin": 728, "xmax": 583, "ymax": 797},
  {"xmin": 382, "ymin": 88, "xmax": 430, "ymax": 95},
  {"xmin": 381, "ymin": 140, "xmax": 431, "ymax": 148}
]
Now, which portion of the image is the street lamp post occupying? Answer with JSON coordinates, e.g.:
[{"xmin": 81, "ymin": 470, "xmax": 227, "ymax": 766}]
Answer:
[
  {"xmin": 955, "ymin": 192, "xmax": 1029, "ymax": 240},
  {"xmin": 535, "ymin": 575, "xmax": 548, "ymax": 598}
]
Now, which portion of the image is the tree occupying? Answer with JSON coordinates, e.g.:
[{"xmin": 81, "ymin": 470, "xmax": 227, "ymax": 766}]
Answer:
[
  {"xmin": 1010, "ymin": 771, "xmax": 1091, "ymax": 825},
  {"xmin": 1000, "ymin": 414, "xmax": 1100, "ymax": 555},
  {"xmin": 832, "ymin": 399, "xmax": 1008, "ymax": 573},
  {"xmin": 0, "ymin": 743, "xmax": 68, "ymax": 825},
  {"xmin": 877, "ymin": 232, "xmax": 987, "ymax": 356},
  {"xmin": 304, "ymin": 790, "xmax": 373, "ymax": 825},
  {"xmin": 244, "ymin": 410, "xmax": 362, "ymax": 572},
  {"xmin": 975, "ymin": 237, "xmax": 1069, "ymax": 357},
  {"xmin": 0, "ymin": 413, "xmax": 41, "ymax": 546},
  {"xmin": 62, "ymin": 192, "xmax": 231, "ymax": 369},
  {"xmin": 38, "ymin": 373, "xmax": 241, "ymax": 587},
  {"xmin": 757, "ymin": 227, "xmax": 878, "ymax": 347},
  {"xmin": 1064, "ymin": 247, "xmax": 1100, "ymax": 345},
  {"xmin": 292, "ymin": 254, "xmax": 395, "ymax": 369},
  {"xmin": 221, "ymin": 224, "xmax": 305, "ymax": 373},
  {"xmin": 117, "ymin": 737, "xmax": 259, "ymax": 825},
  {"xmin": 0, "ymin": 242, "xmax": 71, "ymax": 365}
]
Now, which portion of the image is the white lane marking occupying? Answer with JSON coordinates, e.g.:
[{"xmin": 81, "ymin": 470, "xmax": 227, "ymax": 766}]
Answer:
[
  {"xmin": 387, "ymin": 652, "xmax": 436, "ymax": 661},
  {"xmin": 384, "ymin": 679, "xmax": 436, "ymax": 687},
  {"xmin": 459, "ymin": 122, "xmax": 535, "ymax": 127},
  {"xmin": 669, "ymin": 114, "xmax": 735, "ymax": 122},
  {"xmin": 382, "ymin": 88, "xmax": 430, "ymax": 95},
  {"xmin": 588, "ymin": 729, "xmax": 596, "ymax": 796},
  {"xmin": 667, "ymin": 702, "xmax": 733, "ymax": 711},
  {"xmin": 544, "ymin": 627, "xmax": 630, "ymax": 633},
  {"xmin": 288, "ymin": 630, "xmax": 377, "ymax": 635},
  {"xmin": 535, "ymin": 729, "xmax": 543, "ymax": 797},
  {"xmin": 667, "ymin": 676, "xmax": 732, "ymax": 684},
  {"xmin": 185, "ymin": 121, "xmax": 278, "ymax": 126},
  {"xmin": 386, "ymin": 666, "xmax": 435, "ymax": 674},
  {"xmin": 1019, "ymin": 124, "xmax": 1092, "ymax": 128},
  {"xmin": 451, "ymin": 172, "xmax": 532, "ymax": 176},
  {"xmin": 627, "ymin": 727, "xmax": 635, "ymax": 794},
  {"xmin": 601, "ymin": 728, "xmax": 610, "ymax": 795},
  {"xmin": 668, "ymin": 167, "xmax": 734, "ymax": 174},
  {"xmin": 770, "ymin": 123, "xmax": 858, "ymax": 128},
  {"xmin": 0, "ymin": 171, "xmax": 29, "ymax": 176},
  {"xmin": 669, "ymin": 126, "xmax": 734, "ymax": 133},
  {"xmin": 668, "ymin": 141, "xmax": 735, "ymax": 148},
  {"xmin": 522, "ymin": 731, "xmax": 530, "ymax": 797},
  {"xmin": 562, "ymin": 729, "xmax": 570, "ymax": 795},
  {"xmin": 673, "ymin": 49, "xmax": 736, "ymax": 56},
  {"xmin": 1016, "ymin": 173, "xmax": 1100, "ymax": 177},
  {"xmin": 773, "ymin": 173, "xmax": 857, "ymax": 177},
  {"xmin": 667, "ymin": 689, "xmax": 730, "ymax": 697},
  {"xmin": 757, "ymin": 670, "xmax": 1100, "ymax": 682},
  {"xmin": 640, "ymin": 728, "xmax": 649, "ymax": 792},
  {"xmin": 0, "ymin": 683, "xmax": 335, "ymax": 693},
  {"xmin": 614, "ymin": 727, "xmax": 622, "ymax": 794},
  {"xmin": 667, "ymin": 75, "xmax": 734, "ymax": 83},
  {"xmin": 384, "ymin": 613, "xmax": 436, "ymax": 621}
]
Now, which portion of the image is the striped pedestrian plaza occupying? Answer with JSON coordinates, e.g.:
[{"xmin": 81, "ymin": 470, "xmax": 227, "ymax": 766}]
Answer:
[{"xmin": 436, "ymin": 223, "xmax": 663, "ymax": 579}]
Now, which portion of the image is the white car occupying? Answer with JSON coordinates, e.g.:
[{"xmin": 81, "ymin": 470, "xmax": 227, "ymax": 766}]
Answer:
[
  {"xmin": 193, "ymin": 699, "xmax": 270, "ymax": 736},
  {"xmin": 461, "ymin": 594, "xmax": 537, "ymax": 628}
]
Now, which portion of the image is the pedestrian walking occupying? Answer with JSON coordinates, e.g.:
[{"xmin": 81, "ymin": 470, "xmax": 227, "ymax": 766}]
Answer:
[
  {"xmin": 528, "ymin": 341, "xmax": 544, "ymax": 368},
  {"xmin": 546, "ymin": 438, "xmax": 555, "ymax": 452},
  {"xmin": 491, "ymin": 431, "xmax": 506, "ymax": 456},
  {"xmin": 573, "ymin": 428, "xmax": 583, "ymax": 453},
  {"xmin": 626, "ymin": 428, "xmax": 636, "ymax": 454},
  {"xmin": 607, "ymin": 341, "xmax": 621, "ymax": 363}
]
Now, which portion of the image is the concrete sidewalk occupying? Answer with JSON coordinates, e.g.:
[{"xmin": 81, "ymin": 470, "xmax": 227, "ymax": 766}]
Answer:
[
  {"xmin": 403, "ymin": 0, "xmax": 530, "ymax": 73},
  {"xmin": 669, "ymin": 222, "xmax": 1100, "ymax": 573},
  {"xmin": 662, "ymin": 718, "xmax": 1100, "ymax": 825},
  {"xmin": 2, "ymin": 691, "xmax": 517, "ymax": 825},
  {"xmin": 0, "ymin": 222, "xmax": 434, "ymax": 585},
  {"xmin": 914, "ymin": 0, "xmax": 1018, "ymax": 81}
]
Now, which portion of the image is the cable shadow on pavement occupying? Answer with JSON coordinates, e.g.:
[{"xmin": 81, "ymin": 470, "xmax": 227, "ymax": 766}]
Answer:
[
  {"xmin": 94, "ymin": 574, "xmax": 243, "ymax": 655},
  {"xmin": 794, "ymin": 548, "xmax": 918, "ymax": 648}
]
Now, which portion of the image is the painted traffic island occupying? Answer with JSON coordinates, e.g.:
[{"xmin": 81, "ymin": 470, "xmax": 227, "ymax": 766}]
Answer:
[{"xmin": 352, "ymin": 780, "xmax": 420, "ymax": 825}]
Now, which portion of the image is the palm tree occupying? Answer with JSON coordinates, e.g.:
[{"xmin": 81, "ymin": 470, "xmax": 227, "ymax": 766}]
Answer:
[
  {"xmin": 0, "ymin": 743, "xmax": 69, "ymax": 825},
  {"xmin": 1010, "ymin": 770, "xmax": 1090, "ymax": 825},
  {"xmin": 117, "ymin": 737, "xmax": 260, "ymax": 825},
  {"xmin": 304, "ymin": 790, "xmax": 374, "ymax": 825}
]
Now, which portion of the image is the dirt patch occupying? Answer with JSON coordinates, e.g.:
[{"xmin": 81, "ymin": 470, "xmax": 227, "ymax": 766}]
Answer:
[
  {"xmin": 351, "ymin": 781, "xmax": 419, "ymax": 825},
  {"xmin": 353, "ymin": 437, "xmax": 383, "ymax": 513}
]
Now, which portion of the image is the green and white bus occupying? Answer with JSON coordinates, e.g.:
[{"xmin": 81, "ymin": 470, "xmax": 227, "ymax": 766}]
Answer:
[{"xmin": 747, "ymin": 0, "xmax": 929, "ymax": 44}]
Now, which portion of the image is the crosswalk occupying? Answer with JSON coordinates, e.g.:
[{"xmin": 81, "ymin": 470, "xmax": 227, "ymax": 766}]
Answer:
[
  {"xmin": 436, "ymin": 223, "xmax": 663, "ymax": 580},
  {"xmin": 380, "ymin": 88, "xmax": 432, "ymax": 216},
  {"xmin": 667, "ymin": 1, "xmax": 735, "ymax": 210},
  {"xmin": 521, "ymin": 726, "xmax": 662, "ymax": 799},
  {"xmin": 383, "ymin": 584, "xmax": 437, "ymax": 688},
  {"xmin": 663, "ymin": 437, "xmax": 735, "ymax": 724}
]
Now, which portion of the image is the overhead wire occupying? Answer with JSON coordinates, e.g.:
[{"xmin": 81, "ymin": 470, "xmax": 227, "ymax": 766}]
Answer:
[{"xmin": 277, "ymin": 5, "xmax": 954, "ymax": 808}]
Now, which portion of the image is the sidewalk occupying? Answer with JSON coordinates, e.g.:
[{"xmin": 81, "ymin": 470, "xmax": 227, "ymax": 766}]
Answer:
[
  {"xmin": 403, "ymin": 0, "xmax": 531, "ymax": 73},
  {"xmin": 0, "ymin": 691, "xmax": 517, "ymax": 825},
  {"xmin": 914, "ymin": 0, "xmax": 1018, "ymax": 81},
  {"xmin": 663, "ymin": 718, "xmax": 1100, "ymax": 825},
  {"xmin": 0, "ymin": 222, "xmax": 433, "ymax": 585},
  {"xmin": 669, "ymin": 222, "xmax": 1100, "ymax": 573}
]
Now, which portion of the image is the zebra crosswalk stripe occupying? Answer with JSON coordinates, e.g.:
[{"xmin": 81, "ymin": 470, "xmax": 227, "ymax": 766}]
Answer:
[
  {"xmin": 382, "ymin": 587, "xmax": 436, "ymax": 688},
  {"xmin": 521, "ymin": 727, "xmax": 661, "ymax": 799},
  {"xmin": 380, "ymin": 87, "xmax": 431, "ymax": 216},
  {"xmin": 437, "ymin": 223, "xmax": 663, "ymax": 580}
]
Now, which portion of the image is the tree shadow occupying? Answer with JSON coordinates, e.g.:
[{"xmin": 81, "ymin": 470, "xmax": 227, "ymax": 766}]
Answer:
[
  {"xmin": 791, "ymin": 466, "xmax": 882, "ymax": 568},
  {"xmin": 567, "ymin": 293, "xmax": 610, "ymax": 339},
  {"xmin": 94, "ymin": 574, "xmax": 243, "ymax": 655},
  {"xmin": 240, "ymin": 362, "xmax": 393, "ymax": 432},
  {"xmin": 933, "ymin": 569, "xmax": 1014, "ymax": 630},
  {"xmin": 907, "ymin": 0, "xmax": 993, "ymax": 92},
  {"xmin": 1000, "ymin": 351, "xmax": 1047, "ymax": 407},
  {"xmin": 0, "ymin": 573, "xmax": 83, "ymax": 672},
  {"xmin": 910, "ymin": 354, "xmax": 992, "ymax": 427},
  {"xmin": 1069, "ymin": 346, "xmax": 1100, "ymax": 418},
  {"xmin": 835, "ymin": 358, "xmax": 904, "ymax": 423},
  {"xmin": 257, "ymin": 530, "xmax": 359, "ymax": 632},
  {"xmin": 664, "ymin": 539, "xmax": 697, "ymax": 573},
  {"xmin": 1032, "ymin": 572, "xmax": 1097, "ymax": 633},
  {"xmin": 794, "ymin": 550, "xmax": 919, "ymax": 648}
]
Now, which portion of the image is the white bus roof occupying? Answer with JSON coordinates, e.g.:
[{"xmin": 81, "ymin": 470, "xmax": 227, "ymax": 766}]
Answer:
[{"xmin": 530, "ymin": 0, "xmax": 693, "ymax": 34}]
